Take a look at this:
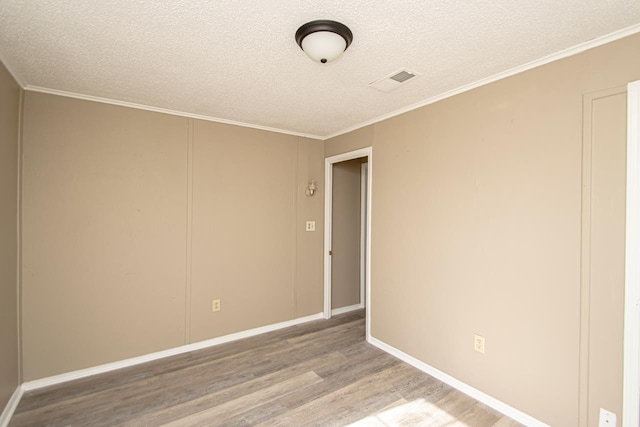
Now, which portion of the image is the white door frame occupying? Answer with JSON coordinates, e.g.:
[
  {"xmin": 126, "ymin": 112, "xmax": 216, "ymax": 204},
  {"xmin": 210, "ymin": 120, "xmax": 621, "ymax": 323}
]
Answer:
[
  {"xmin": 360, "ymin": 162, "xmax": 368, "ymax": 311},
  {"xmin": 623, "ymin": 80, "xmax": 640, "ymax": 427},
  {"xmin": 324, "ymin": 147, "xmax": 372, "ymax": 341}
]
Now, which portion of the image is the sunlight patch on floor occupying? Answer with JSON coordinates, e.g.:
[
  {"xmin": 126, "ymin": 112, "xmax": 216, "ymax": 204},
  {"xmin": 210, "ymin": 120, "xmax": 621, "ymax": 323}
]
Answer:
[{"xmin": 348, "ymin": 398, "xmax": 471, "ymax": 426}]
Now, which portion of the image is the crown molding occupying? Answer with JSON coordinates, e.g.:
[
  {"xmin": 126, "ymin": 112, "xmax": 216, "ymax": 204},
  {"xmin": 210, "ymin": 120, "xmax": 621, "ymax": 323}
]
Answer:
[
  {"xmin": 9, "ymin": 23, "xmax": 640, "ymax": 141},
  {"xmin": 23, "ymin": 85, "xmax": 324, "ymax": 140},
  {"xmin": 323, "ymin": 23, "xmax": 640, "ymax": 140}
]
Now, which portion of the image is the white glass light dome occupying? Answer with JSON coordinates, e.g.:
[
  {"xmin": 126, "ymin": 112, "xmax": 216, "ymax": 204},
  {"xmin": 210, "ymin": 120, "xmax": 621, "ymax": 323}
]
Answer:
[
  {"xmin": 295, "ymin": 20, "xmax": 353, "ymax": 64},
  {"xmin": 300, "ymin": 31, "xmax": 347, "ymax": 63}
]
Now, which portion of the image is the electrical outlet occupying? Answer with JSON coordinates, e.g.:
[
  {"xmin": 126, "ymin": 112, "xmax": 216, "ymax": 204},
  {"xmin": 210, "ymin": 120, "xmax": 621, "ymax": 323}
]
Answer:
[
  {"xmin": 599, "ymin": 408, "xmax": 616, "ymax": 427},
  {"xmin": 212, "ymin": 299, "xmax": 221, "ymax": 312},
  {"xmin": 474, "ymin": 334, "xmax": 485, "ymax": 354},
  {"xmin": 306, "ymin": 221, "xmax": 315, "ymax": 232}
]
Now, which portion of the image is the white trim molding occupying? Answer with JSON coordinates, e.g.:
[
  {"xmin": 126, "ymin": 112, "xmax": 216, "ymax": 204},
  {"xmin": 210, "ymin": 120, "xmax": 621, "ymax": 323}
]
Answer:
[
  {"xmin": 6, "ymin": 24, "xmax": 637, "ymax": 142},
  {"xmin": 323, "ymin": 157, "xmax": 333, "ymax": 320},
  {"xmin": 22, "ymin": 312, "xmax": 323, "ymax": 391},
  {"xmin": 331, "ymin": 304, "xmax": 364, "ymax": 316},
  {"xmin": 0, "ymin": 386, "xmax": 24, "ymax": 427},
  {"xmin": 23, "ymin": 86, "xmax": 323, "ymax": 141},
  {"xmin": 360, "ymin": 162, "xmax": 368, "ymax": 309},
  {"xmin": 368, "ymin": 337, "xmax": 549, "ymax": 427},
  {"xmin": 324, "ymin": 147, "xmax": 373, "ymax": 342},
  {"xmin": 623, "ymin": 80, "xmax": 640, "ymax": 427},
  {"xmin": 323, "ymin": 23, "xmax": 640, "ymax": 141}
]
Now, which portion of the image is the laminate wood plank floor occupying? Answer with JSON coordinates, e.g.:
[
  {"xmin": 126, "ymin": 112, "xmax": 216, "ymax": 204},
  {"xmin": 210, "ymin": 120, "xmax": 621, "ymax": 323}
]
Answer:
[{"xmin": 12, "ymin": 311, "xmax": 524, "ymax": 427}]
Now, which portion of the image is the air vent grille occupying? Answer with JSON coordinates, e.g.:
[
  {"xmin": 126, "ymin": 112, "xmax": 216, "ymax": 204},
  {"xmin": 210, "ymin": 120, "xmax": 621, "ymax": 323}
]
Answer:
[
  {"xmin": 369, "ymin": 68, "xmax": 422, "ymax": 92},
  {"xmin": 390, "ymin": 71, "xmax": 416, "ymax": 83}
]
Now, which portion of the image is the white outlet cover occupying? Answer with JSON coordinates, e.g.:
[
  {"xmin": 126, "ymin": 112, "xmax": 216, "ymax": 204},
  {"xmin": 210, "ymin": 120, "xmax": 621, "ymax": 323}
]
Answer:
[
  {"xmin": 599, "ymin": 408, "xmax": 617, "ymax": 427},
  {"xmin": 474, "ymin": 334, "xmax": 485, "ymax": 354},
  {"xmin": 306, "ymin": 221, "xmax": 315, "ymax": 232}
]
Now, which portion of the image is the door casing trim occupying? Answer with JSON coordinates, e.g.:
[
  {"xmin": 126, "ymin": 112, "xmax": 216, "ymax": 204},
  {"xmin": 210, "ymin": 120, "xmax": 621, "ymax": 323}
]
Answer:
[{"xmin": 324, "ymin": 147, "xmax": 372, "ymax": 341}]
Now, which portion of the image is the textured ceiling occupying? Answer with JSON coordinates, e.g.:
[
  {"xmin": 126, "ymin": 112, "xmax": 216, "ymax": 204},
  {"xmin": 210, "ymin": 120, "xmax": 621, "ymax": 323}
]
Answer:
[{"xmin": 1, "ymin": 0, "xmax": 640, "ymax": 138}]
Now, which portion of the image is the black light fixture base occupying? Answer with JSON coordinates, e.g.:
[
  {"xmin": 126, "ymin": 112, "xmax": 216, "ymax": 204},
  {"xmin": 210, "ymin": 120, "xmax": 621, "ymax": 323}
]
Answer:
[{"xmin": 295, "ymin": 20, "xmax": 353, "ymax": 50}]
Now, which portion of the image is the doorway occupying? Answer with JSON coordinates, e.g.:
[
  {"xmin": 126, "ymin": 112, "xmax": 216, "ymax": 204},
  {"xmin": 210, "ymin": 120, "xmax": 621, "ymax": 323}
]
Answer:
[
  {"xmin": 330, "ymin": 157, "xmax": 367, "ymax": 316},
  {"xmin": 324, "ymin": 147, "xmax": 372, "ymax": 341}
]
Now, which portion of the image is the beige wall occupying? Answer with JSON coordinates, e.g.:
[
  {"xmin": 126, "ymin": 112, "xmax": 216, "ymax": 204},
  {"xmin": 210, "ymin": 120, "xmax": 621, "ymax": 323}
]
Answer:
[
  {"xmin": 20, "ymin": 92, "xmax": 324, "ymax": 380},
  {"xmin": 295, "ymin": 138, "xmax": 325, "ymax": 317},
  {"xmin": 325, "ymin": 126, "xmax": 374, "ymax": 159},
  {"xmin": 331, "ymin": 158, "xmax": 363, "ymax": 309},
  {"xmin": 21, "ymin": 93, "xmax": 189, "ymax": 380},
  {"xmin": 0, "ymin": 63, "xmax": 20, "ymax": 408},
  {"xmin": 325, "ymin": 34, "xmax": 640, "ymax": 426},
  {"xmin": 189, "ymin": 121, "xmax": 323, "ymax": 341}
]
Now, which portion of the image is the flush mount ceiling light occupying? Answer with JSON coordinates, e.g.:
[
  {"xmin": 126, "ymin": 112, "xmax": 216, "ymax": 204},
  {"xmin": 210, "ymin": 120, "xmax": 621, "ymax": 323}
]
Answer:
[{"xmin": 295, "ymin": 20, "xmax": 353, "ymax": 64}]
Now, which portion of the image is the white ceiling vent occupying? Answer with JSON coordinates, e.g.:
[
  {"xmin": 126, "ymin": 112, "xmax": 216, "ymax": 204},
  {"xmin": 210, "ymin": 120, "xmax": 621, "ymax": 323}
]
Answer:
[{"xmin": 369, "ymin": 68, "xmax": 422, "ymax": 92}]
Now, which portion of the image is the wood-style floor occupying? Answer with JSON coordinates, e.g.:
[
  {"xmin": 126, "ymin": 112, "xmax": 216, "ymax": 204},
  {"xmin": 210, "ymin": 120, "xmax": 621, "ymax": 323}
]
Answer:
[{"xmin": 11, "ymin": 311, "xmax": 523, "ymax": 426}]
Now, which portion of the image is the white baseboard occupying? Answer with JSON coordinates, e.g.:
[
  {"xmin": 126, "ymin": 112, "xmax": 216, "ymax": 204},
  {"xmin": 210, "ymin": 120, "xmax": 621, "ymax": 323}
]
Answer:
[
  {"xmin": 6, "ymin": 315, "xmax": 544, "ymax": 426},
  {"xmin": 22, "ymin": 312, "xmax": 323, "ymax": 391},
  {"xmin": 0, "ymin": 385, "xmax": 24, "ymax": 427},
  {"xmin": 367, "ymin": 336, "xmax": 548, "ymax": 427},
  {"xmin": 331, "ymin": 304, "xmax": 364, "ymax": 316}
]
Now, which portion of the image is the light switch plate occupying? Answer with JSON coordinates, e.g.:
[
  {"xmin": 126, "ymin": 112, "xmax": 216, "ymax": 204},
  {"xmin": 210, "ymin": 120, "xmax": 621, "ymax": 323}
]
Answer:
[{"xmin": 306, "ymin": 221, "xmax": 315, "ymax": 232}]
